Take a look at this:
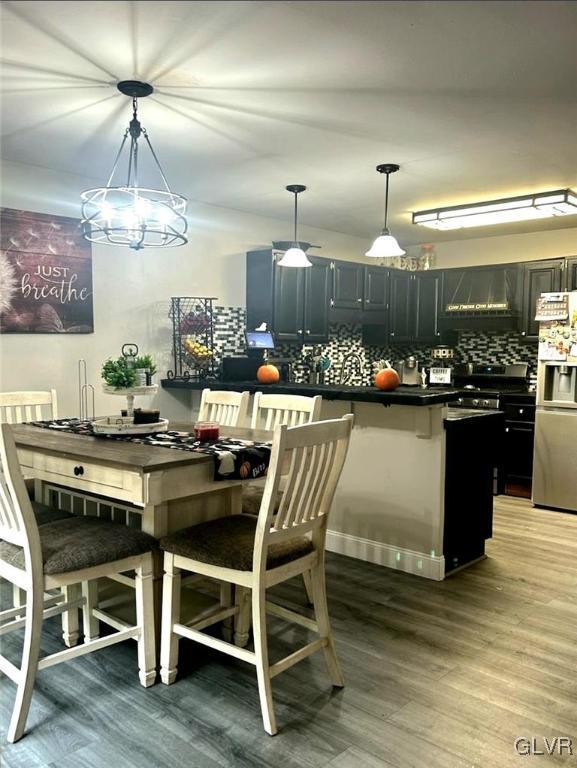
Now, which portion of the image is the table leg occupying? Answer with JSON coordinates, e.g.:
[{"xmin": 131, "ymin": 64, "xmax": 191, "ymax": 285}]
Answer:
[{"xmin": 141, "ymin": 503, "xmax": 168, "ymax": 654}]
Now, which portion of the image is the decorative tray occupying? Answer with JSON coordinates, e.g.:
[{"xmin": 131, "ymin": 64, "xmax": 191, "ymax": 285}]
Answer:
[{"xmin": 92, "ymin": 416, "xmax": 169, "ymax": 436}]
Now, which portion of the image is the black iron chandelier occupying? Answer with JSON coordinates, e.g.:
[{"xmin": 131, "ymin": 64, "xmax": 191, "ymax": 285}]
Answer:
[{"xmin": 81, "ymin": 80, "xmax": 187, "ymax": 250}]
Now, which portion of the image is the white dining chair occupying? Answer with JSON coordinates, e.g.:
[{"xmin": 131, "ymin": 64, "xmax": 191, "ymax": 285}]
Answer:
[
  {"xmin": 197, "ymin": 389, "xmax": 250, "ymax": 427},
  {"xmin": 0, "ymin": 423, "xmax": 157, "ymax": 743},
  {"xmin": 0, "ymin": 390, "xmax": 58, "ymax": 424},
  {"xmin": 250, "ymin": 392, "xmax": 322, "ymax": 430},
  {"xmin": 159, "ymin": 413, "xmax": 353, "ymax": 735}
]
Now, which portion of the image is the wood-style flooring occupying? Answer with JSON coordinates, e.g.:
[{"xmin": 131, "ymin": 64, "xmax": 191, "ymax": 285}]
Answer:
[{"xmin": 2, "ymin": 496, "xmax": 577, "ymax": 767}]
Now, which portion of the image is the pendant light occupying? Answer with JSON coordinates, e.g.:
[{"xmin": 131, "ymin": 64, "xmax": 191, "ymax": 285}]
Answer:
[
  {"xmin": 81, "ymin": 80, "xmax": 187, "ymax": 250},
  {"xmin": 366, "ymin": 163, "xmax": 405, "ymax": 258},
  {"xmin": 277, "ymin": 185, "xmax": 312, "ymax": 268}
]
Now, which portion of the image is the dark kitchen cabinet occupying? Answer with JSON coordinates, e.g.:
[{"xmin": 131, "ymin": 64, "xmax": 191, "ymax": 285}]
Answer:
[
  {"xmin": 246, "ymin": 249, "xmax": 329, "ymax": 344},
  {"xmin": 273, "ymin": 256, "xmax": 305, "ymax": 342},
  {"xmin": 303, "ymin": 256, "xmax": 331, "ymax": 343},
  {"xmin": 520, "ymin": 259, "xmax": 564, "ymax": 340},
  {"xmin": 331, "ymin": 261, "xmax": 364, "ymax": 310},
  {"xmin": 364, "ymin": 266, "xmax": 389, "ymax": 313},
  {"xmin": 501, "ymin": 393, "xmax": 536, "ymax": 498},
  {"xmin": 413, "ymin": 271, "xmax": 440, "ymax": 343},
  {"xmin": 566, "ymin": 257, "xmax": 577, "ymax": 291},
  {"xmin": 388, "ymin": 270, "xmax": 414, "ymax": 342}
]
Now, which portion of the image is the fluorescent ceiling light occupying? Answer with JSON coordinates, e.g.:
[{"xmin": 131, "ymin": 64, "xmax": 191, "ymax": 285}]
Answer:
[{"xmin": 413, "ymin": 189, "xmax": 577, "ymax": 231}]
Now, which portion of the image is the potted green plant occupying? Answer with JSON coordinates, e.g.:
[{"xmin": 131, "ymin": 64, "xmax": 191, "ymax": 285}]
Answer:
[
  {"xmin": 101, "ymin": 357, "xmax": 137, "ymax": 389},
  {"xmin": 134, "ymin": 354, "xmax": 157, "ymax": 386}
]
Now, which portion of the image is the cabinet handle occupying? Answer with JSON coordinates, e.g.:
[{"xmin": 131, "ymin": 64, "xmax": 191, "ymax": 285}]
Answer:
[
  {"xmin": 73, "ymin": 465, "xmax": 84, "ymax": 476},
  {"xmin": 330, "ymin": 299, "xmax": 334, "ymax": 307},
  {"xmin": 305, "ymin": 329, "xmax": 311, "ymax": 335},
  {"xmin": 519, "ymin": 408, "xmax": 524, "ymax": 415},
  {"xmin": 390, "ymin": 332, "xmax": 395, "ymax": 337},
  {"xmin": 505, "ymin": 428, "xmax": 509, "ymax": 433},
  {"xmin": 298, "ymin": 329, "xmax": 303, "ymax": 334},
  {"xmin": 521, "ymin": 331, "xmax": 526, "ymax": 336},
  {"xmin": 357, "ymin": 298, "xmax": 362, "ymax": 303}
]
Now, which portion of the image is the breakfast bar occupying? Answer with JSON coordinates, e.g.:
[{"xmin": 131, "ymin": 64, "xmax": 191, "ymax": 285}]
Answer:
[{"xmin": 163, "ymin": 381, "xmax": 499, "ymax": 580}]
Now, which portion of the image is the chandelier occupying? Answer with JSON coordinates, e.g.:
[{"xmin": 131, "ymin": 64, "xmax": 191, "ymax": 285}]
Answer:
[{"xmin": 81, "ymin": 80, "xmax": 187, "ymax": 250}]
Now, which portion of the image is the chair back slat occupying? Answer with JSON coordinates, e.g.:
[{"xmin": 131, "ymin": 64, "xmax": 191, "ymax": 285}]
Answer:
[
  {"xmin": 0, "ymin": 424, "xmax": 42, "ymax": 560},
  {"xmin": 0, "ymin": 390, "xmax": 58, "ymax": 425},
  {"xmin": 250, "ymin": 393, "xmax": 322, "ymax": 431},
  {"xmin": 252, "ymin": 415, "xmax": 353, "ymax": 572},
  {"xmin": 198, "ymin": 389, "xmax": 249, "ymax": 428}
]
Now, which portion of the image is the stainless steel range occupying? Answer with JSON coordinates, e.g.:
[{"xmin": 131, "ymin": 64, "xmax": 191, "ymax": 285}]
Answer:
[{"xmin": 451, "ymin": 363, "xmax": 530, "ymax": 411}]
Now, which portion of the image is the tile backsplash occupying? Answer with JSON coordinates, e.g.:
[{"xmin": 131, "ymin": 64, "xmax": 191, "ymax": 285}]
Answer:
[{"xmin": 212, "ymin": 306, "xmax": 538, "ymax": 386}]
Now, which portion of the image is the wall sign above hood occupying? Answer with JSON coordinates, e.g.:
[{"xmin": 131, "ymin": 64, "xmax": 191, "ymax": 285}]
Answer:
[{"xmin": 439, "ymin": 264, "xmax": 521, "ymax": 331}]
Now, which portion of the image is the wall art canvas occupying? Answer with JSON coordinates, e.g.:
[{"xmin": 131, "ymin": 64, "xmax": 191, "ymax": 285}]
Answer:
[{"xmin": 0, "ymin": 207, "xmax": 93, "ymax": 334}]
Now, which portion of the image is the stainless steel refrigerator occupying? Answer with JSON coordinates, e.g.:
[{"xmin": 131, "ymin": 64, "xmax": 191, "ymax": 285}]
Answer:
[{"xmin": 532, "ymin": 291, "xmax": 577, "ymax": 512}]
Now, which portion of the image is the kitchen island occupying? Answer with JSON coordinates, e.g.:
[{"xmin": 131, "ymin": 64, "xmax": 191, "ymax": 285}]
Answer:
[{"xmin": 162, "ymin": 380, "xmax": 501, "ymax": 580}]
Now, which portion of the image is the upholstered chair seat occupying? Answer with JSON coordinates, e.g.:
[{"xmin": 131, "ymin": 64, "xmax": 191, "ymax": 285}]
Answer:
[
  {"xmin": 0, "ymin": 516, "xmax": 157, "ymax": 575},
  {"xmin": 160, "ymin": 514, "xmax": 313, "ymax": 572},
  {"xmin": 31, "ymin": 501, "xmax": 73, "ymax": 526}
]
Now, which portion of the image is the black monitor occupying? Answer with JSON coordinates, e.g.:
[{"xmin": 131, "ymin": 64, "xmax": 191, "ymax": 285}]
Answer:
[{"xmin": 246, "ymin": 330, "xmax": 275, "ymax": 351}]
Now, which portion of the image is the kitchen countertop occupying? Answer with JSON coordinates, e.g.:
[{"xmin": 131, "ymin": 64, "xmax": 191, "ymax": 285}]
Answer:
[{"xmin": 161, "ymin": 379, "xmax": 461, "ymax": 406}]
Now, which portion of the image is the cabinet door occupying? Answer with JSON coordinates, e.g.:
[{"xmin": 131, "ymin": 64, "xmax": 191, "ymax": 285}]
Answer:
[
  {"xmin": 273, "ymin": 257, "xmax": 305, "ymax": 342},
  {"xmin": 566, "ymin": 257, "xmax": 577, "ymax": 291},
  {"xmin": 413, "ymin": 272, "xmax": 440, "ymax": 343},
  {"xmin": 331, "ymin": 261, "xmax": 364, "ymax": 309},
  {"xmin": 303, "ymin": 257, "xmax": 331, "ymax": 343},
  {"xmin": 521, "ymin": 259, "xmax": 564, "ymax": 339},
  {"xmin": 503, "ymin": 423, "xmax": 535, "ymax": 481},
  {"xmin": 363, "ymin": 266, "xmax": 389, "ymax": 312},
  {"xmin": 388, "ymin": 270, "xmax": 414, "ymax": 342}
]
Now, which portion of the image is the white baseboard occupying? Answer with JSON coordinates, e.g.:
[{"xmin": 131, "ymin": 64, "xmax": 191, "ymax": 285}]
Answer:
[{"xmin": 325, "ymin": 529, "xmax": 445, "ymax": 581}]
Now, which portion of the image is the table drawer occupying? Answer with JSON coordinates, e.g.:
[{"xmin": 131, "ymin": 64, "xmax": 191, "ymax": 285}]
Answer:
[{"xmin": 18, "ymin": 449, "xmax": 143, "ymax": 501}]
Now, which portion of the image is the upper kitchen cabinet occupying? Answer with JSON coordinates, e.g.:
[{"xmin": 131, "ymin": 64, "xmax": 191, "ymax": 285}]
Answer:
[
  {"xmin": 331, "ymin": 261, "xmax": 364, "ymax": 310},
  {"xmin": 413, "ymin": 271, "xmax": 441, "ymax": 343},
  {"xmin": 303, "ymin": 256, "xmax": 331, "ymax": 343},
  {"xmin": 388, "ymin": 270, "xmax": 413, "ymax": 342},
  {"xmin": 364, "ymin": 266, "xmax": 389, "ymax": 313},
  {"xmin": 566, "ymin": 256, "xmax": 577, "ymax": 291},
  {"xmin": 245, "ymin": 249, "xmax": 329, "ymax": 344},
  {"xmin": 273, "ymin": 256, "xmax": 305, "ymax": 342},
  {"xmin": 439, "ymin": 264, "xmax": 521, "ymax": 332},
  {"xmin": 520, "ymin": 259, "xmax": 564, "ymax": 340}
]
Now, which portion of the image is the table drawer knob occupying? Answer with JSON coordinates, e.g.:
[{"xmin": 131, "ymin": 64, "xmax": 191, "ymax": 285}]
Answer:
[{"xmin": 73, "ymin": 465, "xmax": 84, "ymax": 476}]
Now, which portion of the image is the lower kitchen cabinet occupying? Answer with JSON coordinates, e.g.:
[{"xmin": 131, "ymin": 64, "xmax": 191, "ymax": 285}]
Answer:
[
  {"xmin": 444, "ymin": 411, "xmax": 504, "ymax": 574},
  {"xmin": 501, "ymin": 394, "xmax": 536, "ymax": 497}
]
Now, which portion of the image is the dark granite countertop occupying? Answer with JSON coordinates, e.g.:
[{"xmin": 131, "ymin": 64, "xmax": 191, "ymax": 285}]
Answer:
[{"xmin": 161, "ymin": 379, "xmax": 461, "ymax": 406}]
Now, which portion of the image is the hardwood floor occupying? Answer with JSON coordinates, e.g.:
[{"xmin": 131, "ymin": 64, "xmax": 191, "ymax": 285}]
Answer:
[{"xmin": 2, "ymin": 496, "xmax": 577, "ymax": 767}]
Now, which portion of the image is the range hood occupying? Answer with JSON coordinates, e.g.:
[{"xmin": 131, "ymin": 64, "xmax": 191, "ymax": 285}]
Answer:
[{"xmin": 439, "ymin": 264, "xmax": 521, "ymax": 331}]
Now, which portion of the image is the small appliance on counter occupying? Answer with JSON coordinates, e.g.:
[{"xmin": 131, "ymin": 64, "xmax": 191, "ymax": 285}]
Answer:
[
  {"xmin": 303, "ymin": 345, "xmax": 330, "ymax": 385},
  {"xmin": 428, "ymin": 346, "xmax": 455, "ymax": 386},
  {"xmin": 394, "ymin": 356, "xmax": 421, "ymax": 386}
]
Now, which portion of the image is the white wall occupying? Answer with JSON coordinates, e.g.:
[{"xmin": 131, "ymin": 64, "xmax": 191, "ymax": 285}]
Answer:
[
  {"xmin": 406, "ymin": 226, "xmax": 577, "ymax": 269},
  {"xmin": 0, "ymin": 161, "xmax": 366, "ymax": 419}
]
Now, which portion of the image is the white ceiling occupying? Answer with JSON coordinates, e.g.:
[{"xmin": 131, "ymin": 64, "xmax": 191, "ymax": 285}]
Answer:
[{"xmin": 1, "ymin": 0, "xmax": 576, "ymax": 247}]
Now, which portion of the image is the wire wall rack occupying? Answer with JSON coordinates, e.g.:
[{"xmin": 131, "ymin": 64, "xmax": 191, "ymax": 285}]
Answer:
[{"xmin": 166, "ymin": 296, "xmax": 218, "ymax": 381}]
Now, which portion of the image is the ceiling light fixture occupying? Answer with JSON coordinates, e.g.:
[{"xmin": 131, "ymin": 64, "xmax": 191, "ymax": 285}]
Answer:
[
  {"xmin": 413, "ymin": 189, "xmax": 577, "ymax": 231},
  {"xmin": 366, "ymin": 163, "xmax": 405, "ymax": 258},
  {"xmin": 81, "ymin": 80, "xmax": 187, "ymax": 250},
  {"xmin": 277, "ymin": 185, "xmax": 312, "ymax": 268}
]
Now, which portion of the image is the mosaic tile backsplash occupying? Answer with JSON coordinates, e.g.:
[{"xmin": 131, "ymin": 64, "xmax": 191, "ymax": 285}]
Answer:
[{"xmin": 212, "ymin": 306, "xmax": 538, "ymax": 387}]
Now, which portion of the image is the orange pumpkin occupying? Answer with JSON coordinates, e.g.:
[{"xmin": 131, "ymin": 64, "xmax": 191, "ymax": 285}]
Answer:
[
  {"xmin": 257, "ymin": 364, "xmax": 280, "ymax": 384},
  {"xmin": 374, "ymin": 367, "xmax": 401, "ymax": 391}
]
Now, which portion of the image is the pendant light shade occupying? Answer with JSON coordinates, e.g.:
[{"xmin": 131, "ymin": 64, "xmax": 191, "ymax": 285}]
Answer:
[
  {"xmin": 277, "ymin": 185, "xmax": 312, "ymax": 268},
  {"xmin": 366, "ymin": 163, "xmax": 405, "ymax": 258},
  {"xmin": 81, "ymin": 80, "xmax": 187, "ymax": 251}
]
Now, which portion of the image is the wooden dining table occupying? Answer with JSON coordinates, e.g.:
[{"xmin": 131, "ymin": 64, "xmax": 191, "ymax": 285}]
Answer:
[{"xmin": 11, "ymin": 421, "xmax": 273, "ymax": 646}]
